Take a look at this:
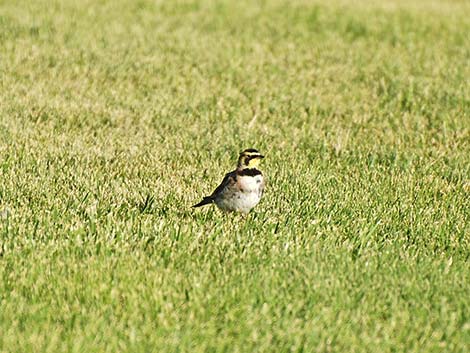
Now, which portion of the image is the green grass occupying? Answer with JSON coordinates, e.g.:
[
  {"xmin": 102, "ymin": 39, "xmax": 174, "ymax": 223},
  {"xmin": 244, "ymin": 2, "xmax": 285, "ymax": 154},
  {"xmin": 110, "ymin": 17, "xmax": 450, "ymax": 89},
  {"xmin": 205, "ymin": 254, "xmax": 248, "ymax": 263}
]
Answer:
[{"xmin": 1, "ymin": 0, "xmax": 469, "ymax": 351}]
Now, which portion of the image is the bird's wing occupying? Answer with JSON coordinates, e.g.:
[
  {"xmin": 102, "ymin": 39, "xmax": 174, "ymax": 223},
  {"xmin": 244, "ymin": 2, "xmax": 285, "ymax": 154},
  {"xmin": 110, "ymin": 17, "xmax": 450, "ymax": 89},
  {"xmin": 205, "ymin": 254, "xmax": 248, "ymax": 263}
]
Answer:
[{"xmin": 210, "ymin": 170, "xmax": 237, "ymax": 198}]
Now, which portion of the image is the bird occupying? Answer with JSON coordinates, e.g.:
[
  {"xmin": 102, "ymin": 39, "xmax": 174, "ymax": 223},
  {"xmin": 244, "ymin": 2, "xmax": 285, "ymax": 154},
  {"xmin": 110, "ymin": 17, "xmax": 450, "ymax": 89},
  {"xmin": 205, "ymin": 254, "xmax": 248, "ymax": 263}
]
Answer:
[{"xmin": 192, "ymin": 148, "xmax": 265, "ymax": 214}]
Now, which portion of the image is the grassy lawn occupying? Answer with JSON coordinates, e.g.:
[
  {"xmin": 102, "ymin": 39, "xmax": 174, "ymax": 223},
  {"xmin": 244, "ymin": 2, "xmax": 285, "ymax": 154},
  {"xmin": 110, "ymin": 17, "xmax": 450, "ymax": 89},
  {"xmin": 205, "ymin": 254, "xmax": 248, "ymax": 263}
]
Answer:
[{"xmin": 1, "ymin": 0, "xmax": 469, "ymax": 351}]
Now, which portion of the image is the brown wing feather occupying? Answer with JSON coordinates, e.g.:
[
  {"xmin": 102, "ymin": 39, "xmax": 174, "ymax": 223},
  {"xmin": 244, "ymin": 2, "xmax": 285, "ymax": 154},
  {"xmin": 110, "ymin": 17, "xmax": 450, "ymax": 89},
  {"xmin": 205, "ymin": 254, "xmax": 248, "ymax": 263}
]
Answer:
[
  {"xmin": 192, "ymin": 170, "xmax": 237, "ymax": 208},
  {"xmin": 210, "ymin": 170, "xmax": 237, "ymax": 198}
]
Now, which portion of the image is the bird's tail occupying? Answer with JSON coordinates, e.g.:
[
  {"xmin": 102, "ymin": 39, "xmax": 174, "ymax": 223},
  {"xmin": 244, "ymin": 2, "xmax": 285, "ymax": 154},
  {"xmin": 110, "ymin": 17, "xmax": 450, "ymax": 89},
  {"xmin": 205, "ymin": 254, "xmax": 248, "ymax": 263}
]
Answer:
[{"xmin": 192, "ymin": 196, "xmax": 214, "ymax": 208}]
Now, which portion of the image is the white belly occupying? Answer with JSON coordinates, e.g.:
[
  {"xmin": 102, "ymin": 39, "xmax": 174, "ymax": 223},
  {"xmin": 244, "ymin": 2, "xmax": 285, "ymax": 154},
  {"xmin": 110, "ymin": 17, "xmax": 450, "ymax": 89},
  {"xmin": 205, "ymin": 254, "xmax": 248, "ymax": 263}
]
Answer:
[
  {"xmin": 215, "ymin": 190, "xmax": 261, "ymax": 214},
  {"xmin": 215, "ymin": 174, "xmax": 264, "ymax": 213}
]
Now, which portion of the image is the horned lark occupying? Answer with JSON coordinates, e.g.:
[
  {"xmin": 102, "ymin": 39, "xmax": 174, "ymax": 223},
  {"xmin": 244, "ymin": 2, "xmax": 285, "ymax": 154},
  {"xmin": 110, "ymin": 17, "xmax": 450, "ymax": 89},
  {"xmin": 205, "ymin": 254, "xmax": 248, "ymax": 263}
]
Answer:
[{"xmin": 192, "ymin": 149, "xmax": 265, "ymax": 214}]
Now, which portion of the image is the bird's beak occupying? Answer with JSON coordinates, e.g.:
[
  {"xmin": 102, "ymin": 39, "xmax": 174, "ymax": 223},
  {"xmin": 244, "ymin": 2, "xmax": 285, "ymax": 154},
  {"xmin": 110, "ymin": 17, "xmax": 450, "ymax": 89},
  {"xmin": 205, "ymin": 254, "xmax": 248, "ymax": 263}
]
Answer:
[{"xmin": 259, "ymin": 155, "xmax": 265, "ymax": 159}]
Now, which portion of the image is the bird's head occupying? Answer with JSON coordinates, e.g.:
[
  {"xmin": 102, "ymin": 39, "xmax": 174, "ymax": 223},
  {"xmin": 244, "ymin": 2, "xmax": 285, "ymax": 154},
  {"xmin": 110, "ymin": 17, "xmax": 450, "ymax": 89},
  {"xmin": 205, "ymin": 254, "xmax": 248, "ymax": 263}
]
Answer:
[{"xmin": 237, "ymin": 148, "xmax": 264, "ymax": 169}]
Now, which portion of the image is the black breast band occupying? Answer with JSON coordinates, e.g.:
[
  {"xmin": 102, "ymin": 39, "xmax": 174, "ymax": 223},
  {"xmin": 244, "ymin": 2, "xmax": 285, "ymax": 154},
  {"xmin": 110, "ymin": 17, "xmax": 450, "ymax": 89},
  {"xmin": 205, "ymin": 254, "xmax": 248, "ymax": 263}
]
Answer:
[{"xmin": 237, "ymin": 168, "xmax": 262, "ymax": 176}]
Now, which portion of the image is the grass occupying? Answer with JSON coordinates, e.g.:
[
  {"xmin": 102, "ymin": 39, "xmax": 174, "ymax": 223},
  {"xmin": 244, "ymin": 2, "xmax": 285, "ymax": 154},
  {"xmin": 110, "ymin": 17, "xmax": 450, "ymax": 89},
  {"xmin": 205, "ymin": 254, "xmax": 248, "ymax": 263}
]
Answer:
[{"xmin": 0, "ymin": 0, "xmax": 469, "ymax": 351}]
